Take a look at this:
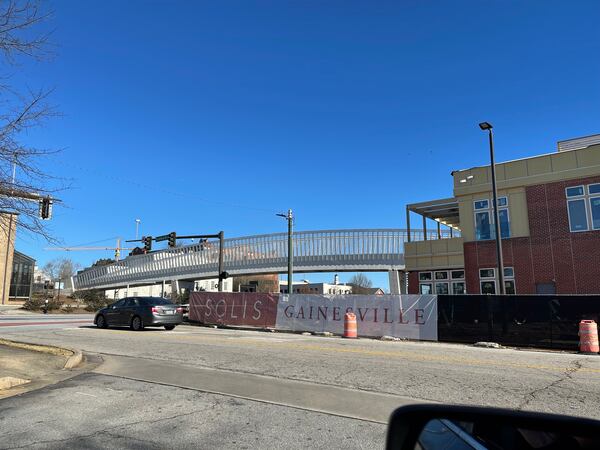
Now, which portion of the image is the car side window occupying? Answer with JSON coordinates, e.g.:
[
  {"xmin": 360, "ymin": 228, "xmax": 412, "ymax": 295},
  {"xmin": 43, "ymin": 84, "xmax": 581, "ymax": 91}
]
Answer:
[
  {"xmin": 123, "ymin": 299, "xmax": 134, "ymax": 307},
  {"xmin": 112, "ymin": 300, "xmax": 126, "ymax": 308}
]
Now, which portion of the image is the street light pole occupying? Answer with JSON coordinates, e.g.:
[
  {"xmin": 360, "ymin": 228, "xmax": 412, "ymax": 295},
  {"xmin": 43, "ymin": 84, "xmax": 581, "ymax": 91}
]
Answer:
[
  {"xmin": 218, "ymin": 231, "xmax": 224, "ymax": 292},
  {"xmin": 479, "ymin": 122, "xmax": 505, "ymax": 295},
  {"xmin": 135, "ymin": 219, "xmax": 141, "ymax": 240},
  {"xmin": 277, "ymin": 209, "xmax": 294, "ymax": 294}
]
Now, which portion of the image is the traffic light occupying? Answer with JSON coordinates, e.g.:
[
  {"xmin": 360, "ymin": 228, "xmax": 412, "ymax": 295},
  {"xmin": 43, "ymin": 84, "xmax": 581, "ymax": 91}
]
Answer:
[
  {"xmin": 168, "ymin": 232, "xmax": 176, "ymax": 248},
  {"xmin": 39, "ymin": 196, "xmax": 53, "ymax": 220},
  {"xmin": 143, "ymin": 236, "xmax": 152, "ymax": 252},
  {"xmin": 219, "ymin": 271, "xmax": 229, "ymax": 281}
]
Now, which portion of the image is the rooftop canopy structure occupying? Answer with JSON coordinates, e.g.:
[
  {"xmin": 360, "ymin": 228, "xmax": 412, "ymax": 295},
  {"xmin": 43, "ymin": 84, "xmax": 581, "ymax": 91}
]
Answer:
[{"xmin": 406, "ymin": 197, "xmax": 460, "ymax": 241}]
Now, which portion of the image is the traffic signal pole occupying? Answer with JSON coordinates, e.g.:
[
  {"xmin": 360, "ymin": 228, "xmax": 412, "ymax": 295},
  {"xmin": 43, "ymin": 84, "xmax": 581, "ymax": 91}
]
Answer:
[{"xmin": 127, "ymin": 231, "xmax": 227, "ymax": 291}]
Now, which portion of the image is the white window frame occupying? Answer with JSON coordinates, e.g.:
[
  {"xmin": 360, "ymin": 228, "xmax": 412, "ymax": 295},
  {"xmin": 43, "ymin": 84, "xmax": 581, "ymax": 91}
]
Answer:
[
  {"xmin": 479, "ymin": 268, "xmax": 495, "ymax": 279},
  {"xmin": 434, "ymin": 271, "xmax": 449, "ymax": 280},
  {"xmin": 588, "ymin": 184, "xmax": 600, "ymax": 231},
  {"xmin": 504, "ymin": 279, "xmax": 517, "ymax": 295},
  {"xmin": 474, "ymin": 197, "xmax": 510, "ymax": 241},
  {"xmin": 451, "ymin": 270, "xmax": 465, "ymax": 279},
  {"xmin": 419, "ymin": 272, "xmax": 433, "ymax": 281},
  {"xmin": 434, "ymin": 282, "xmax": 449, "ymax": 295},
  {"xmin": 451, "ymin": 281, "xmax": 466, "ymax": 295},
  {"xmin": 479, "ymin": 267, "xmax": 516, "ymax": 294},
  {"xmin": 566, "ymin": 185, "xmax": 589, "ymax": 232},
  {"xmin": 419, "ymin": 283, "xmax": 433, "ymax": 294},
  {"xmin": 479, "ymin": 279, "xmax": 497, "ymax": 294}
]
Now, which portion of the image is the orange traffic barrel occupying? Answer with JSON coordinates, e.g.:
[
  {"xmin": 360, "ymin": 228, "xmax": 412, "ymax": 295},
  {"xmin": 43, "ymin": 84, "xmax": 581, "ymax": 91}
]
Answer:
[
  {"xmin": 579, "ymin": 320, "xmax": 599, "ymax": 354},
  {"xmin": 344, "ymin": 312, "xmax": 357, "ymax": 338}
]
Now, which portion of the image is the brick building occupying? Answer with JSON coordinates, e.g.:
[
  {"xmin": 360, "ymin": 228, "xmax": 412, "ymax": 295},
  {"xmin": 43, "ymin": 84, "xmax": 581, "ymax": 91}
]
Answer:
[{"xmin": 405, "ymin": 134, "xmax": 600, "ymax": 295}]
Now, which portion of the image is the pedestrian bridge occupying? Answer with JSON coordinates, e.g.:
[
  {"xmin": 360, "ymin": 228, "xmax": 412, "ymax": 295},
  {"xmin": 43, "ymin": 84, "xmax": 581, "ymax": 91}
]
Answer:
[{"xmin": 73, "ymin": 228, "xmax": 451, "ymax": 290}]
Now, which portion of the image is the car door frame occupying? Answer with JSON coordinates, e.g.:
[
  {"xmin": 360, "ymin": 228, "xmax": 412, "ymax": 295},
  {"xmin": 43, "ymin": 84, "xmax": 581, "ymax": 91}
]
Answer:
[
  {"xmin": 105, "ymin": 299, "xmax": 126, "ymax": 325},
  {"xmin": 120, "ymin": 297, "xmax": 139, "ymax": 326}
]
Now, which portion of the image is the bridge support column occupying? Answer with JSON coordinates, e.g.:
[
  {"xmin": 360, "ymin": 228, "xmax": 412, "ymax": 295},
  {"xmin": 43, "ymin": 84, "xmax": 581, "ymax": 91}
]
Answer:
[
  {"xmin": 161, "ymin": 280, "xmax": 166, "ymax": 297},
  {"xmin": 171, "ymin": 280, "xmax": 179, "ymax": 302},
  {"xmin": 388, "ymin": 271, "xmax": 407, "ymax": 295}
]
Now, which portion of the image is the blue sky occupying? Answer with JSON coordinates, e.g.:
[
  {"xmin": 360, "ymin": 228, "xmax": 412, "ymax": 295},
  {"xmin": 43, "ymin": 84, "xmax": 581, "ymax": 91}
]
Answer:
[{"xmin": 15, "ymin": 0, "xmax": 600, "ymax": 289}]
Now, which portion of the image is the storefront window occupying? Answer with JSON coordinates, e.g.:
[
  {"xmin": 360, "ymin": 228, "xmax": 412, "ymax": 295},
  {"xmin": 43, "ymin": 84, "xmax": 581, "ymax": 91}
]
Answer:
[
  {"xmin": 480, "ymin": 280, "xmax": 496, "ymax": 294},
  {"xmin": 420, "ymin": 283, "xmax": 432, "ymax": 295},
  {"xmin": 435, "ymin": 282, "xmax": 449, "ymax": 295},
  {"xmin": 452, "ymin": 281, "xmax": 466, "ymax": 295}
]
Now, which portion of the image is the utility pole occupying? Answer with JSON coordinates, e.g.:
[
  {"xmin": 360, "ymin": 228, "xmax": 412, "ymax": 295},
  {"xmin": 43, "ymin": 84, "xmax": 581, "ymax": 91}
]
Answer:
[
  {"xmin": 135, "ymin": 219, "xmax": 141, "ymax": 240},
  {"xmin": 277, "ymin": 209, "xmax": 293, "ymax": 294}
]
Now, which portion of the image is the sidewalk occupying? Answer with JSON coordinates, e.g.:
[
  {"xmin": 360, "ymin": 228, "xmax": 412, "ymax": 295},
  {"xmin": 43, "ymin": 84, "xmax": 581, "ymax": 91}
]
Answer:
[
  {"xmin": 0, "ymin": 305, "xmax": 35, "ymax": 315},
  {"xmin": 0, "ymin": 341, "xmax": 89, "ymax": 399}
]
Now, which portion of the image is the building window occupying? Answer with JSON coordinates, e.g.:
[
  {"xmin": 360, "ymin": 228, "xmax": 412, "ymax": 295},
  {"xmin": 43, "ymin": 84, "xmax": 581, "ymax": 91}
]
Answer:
[
  {"xmin": 480, "ymin": 280, "xmax": 496, "ymax": 294},
  {"xmin": 435, "ymin": 282, "xmax": 449, "ymax": 294},
  {"xmin": 474, "ymin": 197, "xmax": 510, "ymax": 240},
  {"xmin": 452, "ymin": 281, "xmax": 466, "ymax": 295},
  {"xmin": 479, "ymin": 268, "xmax": 496, "ymax": 294},
  {"xmin": 565, "ymin": 184, "xmax": 600, "ymax": 232},
  {"xmin": 567, "ymin": 199, "xmax": 588, "ymax": 231},
  {"xmin": 451, "ymin": 270, "xmax": 465, "ymax": 279},
  {"xmin": 479, "ymin": 268, "xmax": 495, "ymax": 279},
  {"xmin": 475, "ymin": 210, "xmax": 491, "ymax": 240},
  {"xmin": 479, "ymin": 267, "xmax": 515, "ymax": 294},
  {"xmin": 589, "ymin": 184, "xmax": 600, "ymax": 230},
  {"xmin": 419, "ymin": 272, "xmax": 432, "ymax": 281},
  {"xmin": 419, "ymin": 283, "xmax": 432, "ymax": 294},
  {"xmin": 434, "ymin": 271, "xmax": 448, "ymax": 280}
]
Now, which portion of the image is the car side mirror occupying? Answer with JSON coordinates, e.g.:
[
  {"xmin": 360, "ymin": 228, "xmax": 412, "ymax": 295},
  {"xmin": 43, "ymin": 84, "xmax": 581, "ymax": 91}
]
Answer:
[{"xmin": 386, "ymin": 404, "xmax": 600, "ymax": 450}]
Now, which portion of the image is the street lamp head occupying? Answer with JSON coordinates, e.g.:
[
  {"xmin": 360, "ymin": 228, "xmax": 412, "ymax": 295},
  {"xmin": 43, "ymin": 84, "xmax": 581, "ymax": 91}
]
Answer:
[
  {"xmin": 479, "ymin": 122, "xmax": 493, "ymax": 131},
  {"xmin": 276, "ymin": 213, "xmax": 287, "ymax": 218}
]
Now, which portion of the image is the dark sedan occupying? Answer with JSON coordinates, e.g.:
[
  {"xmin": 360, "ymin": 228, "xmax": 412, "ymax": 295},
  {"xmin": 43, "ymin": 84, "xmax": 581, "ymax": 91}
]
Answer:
[{"xmin": 94, "ymin": 297, "xmax": 183, "ymax": 331}]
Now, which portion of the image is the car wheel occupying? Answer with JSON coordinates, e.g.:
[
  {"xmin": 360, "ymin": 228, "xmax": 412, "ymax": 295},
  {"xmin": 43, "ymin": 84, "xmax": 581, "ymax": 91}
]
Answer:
[
  {"xmin": 130, "ymin": 316, "xmax": 144, "ymax": 331},
  {"xmin": 96, "ymin": 315, "xmax": 108, "ymax": 329},
  {"xmin": 164, "ymin": 325, "xmax": 176, "ymax": 331}
]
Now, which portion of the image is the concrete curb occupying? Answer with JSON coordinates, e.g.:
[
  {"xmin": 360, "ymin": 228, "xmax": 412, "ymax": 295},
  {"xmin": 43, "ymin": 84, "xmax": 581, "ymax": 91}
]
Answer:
[
  {"xmin": 63, "ymin": 350, "xmax": 84, "ymax": 369},
  {"xmin": 0, "ymin": 338, "xmax": 83, "ymax": 370}
]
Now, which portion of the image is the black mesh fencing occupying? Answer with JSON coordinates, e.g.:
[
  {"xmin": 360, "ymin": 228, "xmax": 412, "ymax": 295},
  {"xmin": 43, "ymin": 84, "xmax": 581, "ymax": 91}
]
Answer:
[{"xmin": 437, "ymin": 295, "xmax": 600, "ymax": 350}]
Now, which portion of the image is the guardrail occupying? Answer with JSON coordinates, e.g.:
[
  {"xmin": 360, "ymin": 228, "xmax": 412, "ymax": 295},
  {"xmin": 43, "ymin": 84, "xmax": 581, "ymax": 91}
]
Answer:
[{"xmin": 74, "ymin": 228, "xmax": 456, "ymax": 290}]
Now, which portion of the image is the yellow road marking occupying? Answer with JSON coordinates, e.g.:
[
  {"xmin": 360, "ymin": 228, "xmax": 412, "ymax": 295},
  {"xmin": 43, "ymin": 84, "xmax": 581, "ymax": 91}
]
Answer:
[{"xmin": 76, "ymin": 327, "xmax": 600, "ymax": 375}]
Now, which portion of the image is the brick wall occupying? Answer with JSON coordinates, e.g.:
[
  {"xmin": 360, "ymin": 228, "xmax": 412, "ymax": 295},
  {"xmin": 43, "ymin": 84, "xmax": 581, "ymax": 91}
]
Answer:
[
  {"xmin": 408, "ymin": 272, "xmax": 419, "ymax": 294},
  {"xmin": 464, "ymin": 174, "xmax": 600, "ymax": 294}
]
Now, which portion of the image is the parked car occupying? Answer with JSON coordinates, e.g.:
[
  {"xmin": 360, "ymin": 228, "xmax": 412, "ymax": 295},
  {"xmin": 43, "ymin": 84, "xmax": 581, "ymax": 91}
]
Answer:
[{"xmin": 94, "ymin": 297, "xmax": 183, "ymax": 331}]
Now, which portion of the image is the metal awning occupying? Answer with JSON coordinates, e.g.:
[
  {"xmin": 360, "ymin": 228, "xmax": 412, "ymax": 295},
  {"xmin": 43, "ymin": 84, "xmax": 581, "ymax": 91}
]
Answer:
[{"xmin": 406, "ymin": 197, "xmax": 460, "ymax": 230}]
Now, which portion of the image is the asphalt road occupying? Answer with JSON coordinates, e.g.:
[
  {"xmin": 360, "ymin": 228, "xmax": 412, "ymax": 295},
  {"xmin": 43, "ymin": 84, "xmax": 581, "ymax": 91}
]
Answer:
[{"xmin": 1, "ymin": 315, "xmax": 600, "ymax": 448}]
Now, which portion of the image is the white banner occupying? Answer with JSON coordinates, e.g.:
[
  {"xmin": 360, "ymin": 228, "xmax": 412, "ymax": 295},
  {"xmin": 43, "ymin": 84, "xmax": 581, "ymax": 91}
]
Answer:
[{"xmin": 276, "ymin": 294, "xmax": 437, "ymax": 341}]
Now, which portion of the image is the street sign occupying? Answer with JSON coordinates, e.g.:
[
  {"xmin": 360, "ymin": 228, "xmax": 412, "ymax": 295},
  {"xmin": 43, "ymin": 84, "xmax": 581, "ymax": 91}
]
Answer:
[{"xmin": 155, "ymin": 234, "xmax": 169, "ymax": 242}]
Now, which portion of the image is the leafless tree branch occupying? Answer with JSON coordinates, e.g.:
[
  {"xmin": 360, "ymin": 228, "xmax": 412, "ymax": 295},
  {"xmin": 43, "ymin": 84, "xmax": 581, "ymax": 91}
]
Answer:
[{"xmin": 0, "ymin": 1, "xmax": 61, "ymax": 243}]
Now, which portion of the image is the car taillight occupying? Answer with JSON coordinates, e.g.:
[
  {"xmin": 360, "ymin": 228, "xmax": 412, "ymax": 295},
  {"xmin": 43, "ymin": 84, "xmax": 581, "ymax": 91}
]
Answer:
[
  {"xmin": 176, "ymin": 307, "xmax": 183, "ymax": 313},
  {"xmin": 152, "ymin": 306, "xmax": 160, "ymax": 313}
]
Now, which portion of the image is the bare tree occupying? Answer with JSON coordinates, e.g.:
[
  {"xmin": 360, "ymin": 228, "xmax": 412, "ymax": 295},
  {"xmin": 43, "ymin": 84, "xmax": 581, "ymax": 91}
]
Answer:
[
  {"xmin": 0, "ymin": 1, "xmax": 61, "ymax": 241},
  {"xmin": 42, "ymin": 258, "xmax": 80, "ymax": 282},
  {"xmin": 348, "ymin": 273, "xmax": 373, "ymax": 294}
]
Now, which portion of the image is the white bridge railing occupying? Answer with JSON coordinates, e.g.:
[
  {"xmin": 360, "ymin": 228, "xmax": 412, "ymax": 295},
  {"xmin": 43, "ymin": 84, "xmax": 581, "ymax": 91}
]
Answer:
[{"xmin": 73, "ymin": 228, "xmax": 454, "ymax": 290}]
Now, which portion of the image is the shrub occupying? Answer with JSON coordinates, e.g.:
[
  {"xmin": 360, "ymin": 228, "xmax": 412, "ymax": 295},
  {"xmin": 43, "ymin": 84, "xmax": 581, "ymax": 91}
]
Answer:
[
  {"xmin": 22, "ymin": 296, "xmax": 62, "ymax": 311},
  {"xmin": 23, "ymin": 296, "xmax": 45, "ymax": 311},
  {"xmin": 76, "ymin": 289, "xmax": 108, "ymax": 312},
  {"xmin": 46, "ymin": 297, "xmax": 63, "ymax": 311}
]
